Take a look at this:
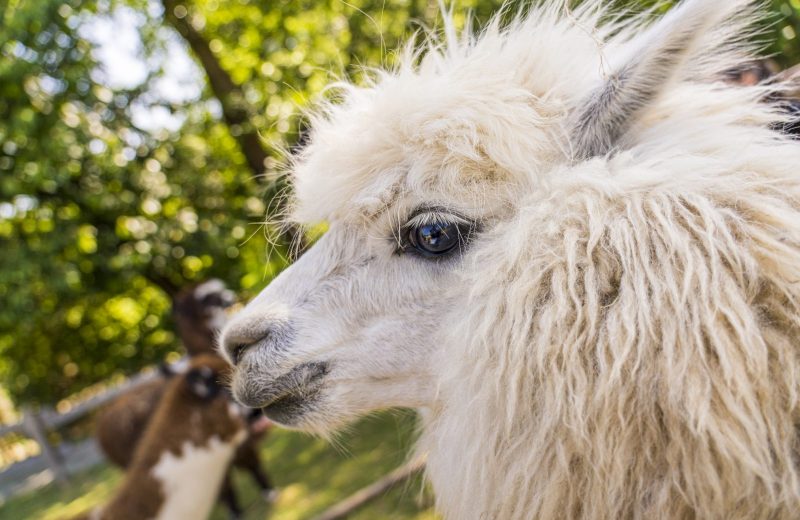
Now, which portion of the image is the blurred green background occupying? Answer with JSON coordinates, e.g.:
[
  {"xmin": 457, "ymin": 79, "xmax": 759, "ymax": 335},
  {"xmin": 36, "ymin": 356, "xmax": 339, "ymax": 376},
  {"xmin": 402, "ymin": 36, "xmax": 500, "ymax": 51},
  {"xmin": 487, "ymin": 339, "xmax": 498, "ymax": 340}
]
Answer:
[{"xmin": 1, "ymin": 0, "xmax": 799, "ymax": 408}]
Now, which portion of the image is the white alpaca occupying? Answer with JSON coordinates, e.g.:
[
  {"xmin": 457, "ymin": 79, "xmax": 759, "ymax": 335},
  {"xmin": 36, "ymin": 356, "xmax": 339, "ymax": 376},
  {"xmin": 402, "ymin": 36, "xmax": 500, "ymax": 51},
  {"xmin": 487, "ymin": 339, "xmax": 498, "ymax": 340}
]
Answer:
[{"xmin": 221, "ymin": 0, "xmax": 800, "ymax": 517}]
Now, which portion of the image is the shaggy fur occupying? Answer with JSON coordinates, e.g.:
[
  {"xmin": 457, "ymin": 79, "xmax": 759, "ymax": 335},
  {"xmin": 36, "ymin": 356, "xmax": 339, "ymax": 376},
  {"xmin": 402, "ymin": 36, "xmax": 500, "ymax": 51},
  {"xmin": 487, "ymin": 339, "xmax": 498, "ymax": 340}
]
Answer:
[{"xmin": 222, "ymin": 0, "xmax": 800, "ymax": 518}]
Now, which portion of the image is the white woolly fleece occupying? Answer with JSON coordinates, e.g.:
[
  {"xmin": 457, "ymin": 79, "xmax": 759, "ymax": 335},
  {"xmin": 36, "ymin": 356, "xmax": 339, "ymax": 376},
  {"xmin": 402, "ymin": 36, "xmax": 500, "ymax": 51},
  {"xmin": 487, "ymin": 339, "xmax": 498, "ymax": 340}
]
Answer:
[{"xmin": 229, "ymin": 0, "xmax": 800, "ymax": 518}]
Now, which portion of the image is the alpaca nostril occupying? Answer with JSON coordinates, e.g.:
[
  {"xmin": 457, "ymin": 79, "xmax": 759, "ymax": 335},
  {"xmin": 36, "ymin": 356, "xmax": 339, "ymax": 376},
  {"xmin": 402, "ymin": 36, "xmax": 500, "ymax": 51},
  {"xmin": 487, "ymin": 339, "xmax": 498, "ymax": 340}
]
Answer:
[
  {"xmin": 231, "ymin": 343, "xmax": 251, "ymax": 365},
  {"xmin": 225, "ymin": 330, "xmax": 271, "ymax": 365},
  {"xmin": 222, "ymin": 314, "xmax": 291, "ymax": 365}
]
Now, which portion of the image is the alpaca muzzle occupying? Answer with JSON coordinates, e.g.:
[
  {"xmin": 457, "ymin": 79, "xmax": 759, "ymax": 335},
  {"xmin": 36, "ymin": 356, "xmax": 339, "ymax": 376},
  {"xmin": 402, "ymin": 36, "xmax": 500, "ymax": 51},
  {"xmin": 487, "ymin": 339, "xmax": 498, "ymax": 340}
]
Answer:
[{"xmin": 231, "ymin": 361, "xmax": 330, "ymax": 414}]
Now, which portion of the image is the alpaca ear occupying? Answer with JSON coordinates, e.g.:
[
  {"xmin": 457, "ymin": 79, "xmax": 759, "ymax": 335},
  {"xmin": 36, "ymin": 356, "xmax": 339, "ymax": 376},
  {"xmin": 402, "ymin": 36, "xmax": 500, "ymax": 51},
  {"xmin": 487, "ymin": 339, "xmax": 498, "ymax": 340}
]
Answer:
[
  {"xmin": 159, "ymin": 357, "xmax": 190, "ymax": 378},
  {"xmin": 570, "ymin": 0, "xmax": 752, "ymax": 159}
]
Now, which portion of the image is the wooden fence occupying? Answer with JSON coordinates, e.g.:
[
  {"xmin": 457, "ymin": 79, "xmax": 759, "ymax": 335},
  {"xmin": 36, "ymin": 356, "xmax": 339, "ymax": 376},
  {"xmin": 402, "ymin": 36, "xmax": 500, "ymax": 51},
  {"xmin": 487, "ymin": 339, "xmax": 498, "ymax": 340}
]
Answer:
[
  {"xmin": 312, "ymin": 457, "xmax": 426, "ymax": 520},
  {"xmin": 0, "ymin": 367, "xmax": 161, "ymax": 484},
  {"xmin": 0, "ymin": 364, "xmax": 427, "ymax": 517}
]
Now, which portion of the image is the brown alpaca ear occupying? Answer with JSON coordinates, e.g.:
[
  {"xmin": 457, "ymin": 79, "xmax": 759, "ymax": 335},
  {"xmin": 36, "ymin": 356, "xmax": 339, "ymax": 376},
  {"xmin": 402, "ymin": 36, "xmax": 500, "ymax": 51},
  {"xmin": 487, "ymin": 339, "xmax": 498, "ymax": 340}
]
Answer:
[
  {"xmin": 159, "ymin": 357, "xmax": 190, "ymax": 378},
  {"xmin": 194, "ymin": 279, "xmax": 236, "ymax": 309},
  {"xmin": 570, "ymin": 0, "xmax": 748, "ymax": 159},
  {"xmin": 186, "ymin": 366, "xmax": 222, "ymax": 400}
]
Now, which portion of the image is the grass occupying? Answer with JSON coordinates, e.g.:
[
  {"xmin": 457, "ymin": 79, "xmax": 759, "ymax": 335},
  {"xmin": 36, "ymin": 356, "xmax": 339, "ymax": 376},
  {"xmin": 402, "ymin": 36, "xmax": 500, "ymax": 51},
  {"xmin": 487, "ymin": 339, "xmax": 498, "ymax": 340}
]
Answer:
[{"xmin": 0, "ymin": 410, "xmax": 439, "ymax": 520}]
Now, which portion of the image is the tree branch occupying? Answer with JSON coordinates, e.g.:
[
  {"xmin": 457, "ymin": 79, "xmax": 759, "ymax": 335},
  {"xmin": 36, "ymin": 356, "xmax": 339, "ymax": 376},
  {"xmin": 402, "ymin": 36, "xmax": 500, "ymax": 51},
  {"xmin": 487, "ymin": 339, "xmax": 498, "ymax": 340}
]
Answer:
[
  {"xmin": 161, "ymin": 0, "xmax": 307, "ymax": 256},
  {"xmin": 162, "ymin": 0, "xmax": 267, "ymax": 176}
]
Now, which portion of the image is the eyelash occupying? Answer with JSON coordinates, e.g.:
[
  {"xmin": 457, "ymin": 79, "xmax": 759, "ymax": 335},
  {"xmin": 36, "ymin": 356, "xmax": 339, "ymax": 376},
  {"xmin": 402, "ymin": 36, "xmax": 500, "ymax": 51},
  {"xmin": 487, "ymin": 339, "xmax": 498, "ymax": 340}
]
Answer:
[
  {"xmin": 404, "ymin": 211, "xmax": 471, "ymax": 229},
  {"xmin": 393, "ymin": 210, "xmax": 476, "ymax": 257}
]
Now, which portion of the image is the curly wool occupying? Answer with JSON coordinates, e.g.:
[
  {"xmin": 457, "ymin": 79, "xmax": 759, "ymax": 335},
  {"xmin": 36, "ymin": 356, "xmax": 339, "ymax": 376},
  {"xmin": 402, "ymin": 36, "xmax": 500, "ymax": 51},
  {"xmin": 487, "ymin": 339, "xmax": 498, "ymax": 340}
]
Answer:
[
  {"xmin": 423, "ymin": 158, "xmax": 800, "ymax": 519},
  {"xmin": 238, "ymin": 0, "xmax": 800, "ymax": 516},
  {"xmin": 393, "ymin": 3, "xmax": 800, "ymax": 520}
]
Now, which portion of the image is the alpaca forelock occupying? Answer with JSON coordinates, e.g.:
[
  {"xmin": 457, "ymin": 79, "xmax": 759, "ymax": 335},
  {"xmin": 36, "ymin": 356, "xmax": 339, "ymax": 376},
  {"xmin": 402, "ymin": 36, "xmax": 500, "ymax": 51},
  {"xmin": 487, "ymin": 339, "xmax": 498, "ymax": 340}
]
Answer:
[{"xmin": 221, "ymin": 0, "xmax": 800, "ymax": 517}]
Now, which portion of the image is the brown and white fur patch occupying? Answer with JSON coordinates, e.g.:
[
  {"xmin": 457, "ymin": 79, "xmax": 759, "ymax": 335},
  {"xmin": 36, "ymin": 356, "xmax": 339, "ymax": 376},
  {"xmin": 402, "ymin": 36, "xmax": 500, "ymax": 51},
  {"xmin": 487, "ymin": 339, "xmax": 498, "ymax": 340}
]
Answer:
[
  {"xmin": 149, "ymin": 432, "xmax": 246, "ymax": 519},
  {"xmin": 77, "ymin": 355, "xmax": 246, "ymax": 520}
]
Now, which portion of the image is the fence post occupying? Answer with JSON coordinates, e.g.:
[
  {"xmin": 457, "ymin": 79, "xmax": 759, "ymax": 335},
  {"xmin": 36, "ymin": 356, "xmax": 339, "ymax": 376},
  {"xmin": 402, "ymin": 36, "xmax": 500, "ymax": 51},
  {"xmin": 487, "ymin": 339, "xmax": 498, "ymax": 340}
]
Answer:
[{"xmin": 21, "ymin": 406, "xmax": 69, "ymax": 486}]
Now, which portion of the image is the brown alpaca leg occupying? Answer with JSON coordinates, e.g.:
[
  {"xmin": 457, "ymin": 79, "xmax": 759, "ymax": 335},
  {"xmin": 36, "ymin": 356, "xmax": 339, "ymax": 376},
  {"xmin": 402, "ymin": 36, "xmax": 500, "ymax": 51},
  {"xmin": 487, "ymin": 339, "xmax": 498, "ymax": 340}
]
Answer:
[
  {"xmin": 233, "ymin": 439, "xmax": 276, "ymax": 500},
  {"xmin": 218, "ymin": 471, "xmax": 242, "ymax": 519}
]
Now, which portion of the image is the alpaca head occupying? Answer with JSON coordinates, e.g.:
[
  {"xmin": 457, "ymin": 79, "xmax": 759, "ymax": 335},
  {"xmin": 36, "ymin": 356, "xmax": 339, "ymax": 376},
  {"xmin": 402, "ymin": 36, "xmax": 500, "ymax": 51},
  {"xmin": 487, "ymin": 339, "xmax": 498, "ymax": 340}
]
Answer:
[
  {"xmin": 174, "ymin": 354, "xmax": 247, "ymax": 434},
  {"xmin": 174, "ymin": 279, "xmax": 236, "ymax": 356},
  {"xmin": 220, "ymin": 0, "xmax": 778, "ymax": 433}
]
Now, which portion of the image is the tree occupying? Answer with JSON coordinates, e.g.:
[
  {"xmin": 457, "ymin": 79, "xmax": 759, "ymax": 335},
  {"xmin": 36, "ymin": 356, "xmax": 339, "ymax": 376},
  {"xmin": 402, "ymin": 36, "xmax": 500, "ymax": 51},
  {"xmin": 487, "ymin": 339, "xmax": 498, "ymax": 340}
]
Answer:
[{"xmin": 0, "ymin": 0, "xmax": 287, "ymax": 404}]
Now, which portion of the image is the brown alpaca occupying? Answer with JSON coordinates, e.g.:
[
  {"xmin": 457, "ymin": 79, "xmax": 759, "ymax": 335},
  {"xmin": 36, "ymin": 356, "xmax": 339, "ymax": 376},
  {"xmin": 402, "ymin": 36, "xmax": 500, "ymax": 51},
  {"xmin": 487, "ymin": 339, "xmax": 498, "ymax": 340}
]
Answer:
[
  {"xmin": 77, "ymin": 355, "xmax": 247, "ymax": 520},
  {"xmin": 95, "ymin": 280, "xmax": 275, "ymax": 517}
]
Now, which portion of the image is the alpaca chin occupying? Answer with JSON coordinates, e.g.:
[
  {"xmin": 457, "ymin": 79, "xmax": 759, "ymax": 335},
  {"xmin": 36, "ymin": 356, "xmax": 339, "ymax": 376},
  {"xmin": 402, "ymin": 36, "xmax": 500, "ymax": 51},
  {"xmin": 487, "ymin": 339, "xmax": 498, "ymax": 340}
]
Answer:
[{"xmin": 259, "ymin": 390, "xmax": 324, "ymax": 427}]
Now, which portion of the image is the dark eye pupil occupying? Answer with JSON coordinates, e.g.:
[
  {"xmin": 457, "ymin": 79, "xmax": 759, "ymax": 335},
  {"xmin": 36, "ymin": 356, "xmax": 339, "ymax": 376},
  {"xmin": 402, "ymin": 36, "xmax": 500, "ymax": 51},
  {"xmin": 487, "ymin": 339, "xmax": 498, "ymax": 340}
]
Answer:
[{"xmin": 414, "ymin": 223, "xmax": 459, "ymax": 254}]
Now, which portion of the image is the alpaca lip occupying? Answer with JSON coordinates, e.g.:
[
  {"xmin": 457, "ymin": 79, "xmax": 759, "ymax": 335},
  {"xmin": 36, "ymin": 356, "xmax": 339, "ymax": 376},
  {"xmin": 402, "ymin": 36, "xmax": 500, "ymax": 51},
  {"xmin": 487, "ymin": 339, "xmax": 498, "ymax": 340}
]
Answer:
[
  {"xmin": 259, "ymin": 364, "xmax": 329, "ymax": 424},
  {"xmin": 261, "ymin": 390, "xmax": 322, "ymax": 425},
  {"xmin": 235, "ymin": 361, "xmax": 330, "ymax": 410}
]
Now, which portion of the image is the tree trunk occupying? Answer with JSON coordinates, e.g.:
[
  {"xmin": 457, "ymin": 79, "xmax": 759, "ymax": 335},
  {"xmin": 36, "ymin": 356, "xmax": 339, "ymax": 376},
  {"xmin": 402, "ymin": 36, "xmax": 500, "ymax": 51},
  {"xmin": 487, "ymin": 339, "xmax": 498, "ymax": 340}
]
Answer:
[
  {"xmin": 161, "ymin": 0, "xmax": 306, "ymax": 255},
  {"xmin": 161, "ymin": 0, "xmax": 267, "ymax": 177}
]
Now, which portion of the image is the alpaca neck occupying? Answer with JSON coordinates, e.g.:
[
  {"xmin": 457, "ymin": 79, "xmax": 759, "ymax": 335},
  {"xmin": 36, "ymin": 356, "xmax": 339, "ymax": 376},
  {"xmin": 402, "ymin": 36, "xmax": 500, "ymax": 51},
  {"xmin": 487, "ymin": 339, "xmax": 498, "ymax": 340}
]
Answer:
[
  {"xmin": 176, "ymin": 319, "xmax": 216, "ymax": 356},
  {"xmin": 150, "ymin": 433, "xmax": 244, "ymax": 520},
  {"xmin": 418, "ymin": 366, "xmax": 531, "ymax": 520}
]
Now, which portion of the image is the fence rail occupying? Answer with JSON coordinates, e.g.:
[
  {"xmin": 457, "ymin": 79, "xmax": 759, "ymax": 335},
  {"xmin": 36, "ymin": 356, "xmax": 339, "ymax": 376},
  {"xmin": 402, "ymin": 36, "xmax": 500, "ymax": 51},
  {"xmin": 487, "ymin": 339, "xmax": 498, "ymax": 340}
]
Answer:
[
  {"xmin": 0, "ymin": 366, "xmax": 164, "ymax": 483},
  {"xmin": 312, "ymin": 457, "xmax": 426, "ymax": 520}
]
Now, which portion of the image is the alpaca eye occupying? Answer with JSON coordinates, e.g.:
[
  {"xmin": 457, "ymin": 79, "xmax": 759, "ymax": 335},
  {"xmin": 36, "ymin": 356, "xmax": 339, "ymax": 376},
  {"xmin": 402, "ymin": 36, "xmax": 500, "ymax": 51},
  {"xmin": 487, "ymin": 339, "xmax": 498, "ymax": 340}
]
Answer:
[{"xmin": 408, "ymin": 222, "xmax": 460, "ymax": 255}]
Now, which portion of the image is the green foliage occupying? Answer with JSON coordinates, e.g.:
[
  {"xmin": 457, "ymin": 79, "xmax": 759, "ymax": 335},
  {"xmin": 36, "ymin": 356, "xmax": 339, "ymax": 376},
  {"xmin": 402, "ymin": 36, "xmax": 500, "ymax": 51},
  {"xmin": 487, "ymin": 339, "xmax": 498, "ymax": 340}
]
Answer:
[
  {"xmin": 0, "ymin": 0, "xmax": 287, "ymax": 403},
  {"xmin": 770, "ymin": 0, "xmax": 800, "ymax": 67},
  {"xmin": 0, "ymin": 0, "xmax": 798, "ymax": 405}
]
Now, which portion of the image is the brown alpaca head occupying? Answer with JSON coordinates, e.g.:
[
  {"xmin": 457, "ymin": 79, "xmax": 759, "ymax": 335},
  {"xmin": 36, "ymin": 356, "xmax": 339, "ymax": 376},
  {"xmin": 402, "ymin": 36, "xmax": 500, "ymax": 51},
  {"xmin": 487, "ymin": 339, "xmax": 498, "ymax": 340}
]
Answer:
[
  {"xmin": 172, "ymin": 279, "xmax": 236, "ymax": 356},
  {"xmin": 135, "ymin": 354, "xmax": 246, "ymax": 464}
]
